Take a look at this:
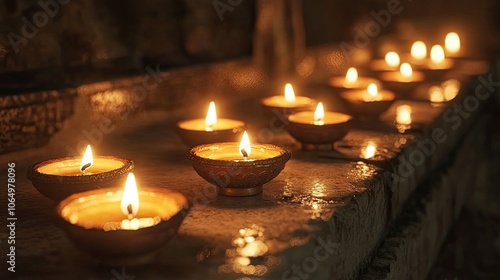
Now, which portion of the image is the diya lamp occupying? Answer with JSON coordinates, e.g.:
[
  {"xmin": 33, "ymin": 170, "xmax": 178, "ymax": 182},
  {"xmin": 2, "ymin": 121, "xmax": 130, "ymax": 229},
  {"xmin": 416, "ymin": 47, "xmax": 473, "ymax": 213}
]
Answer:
[
  {"xmin": 56, "ymin": 173, "xmax": 190, "ymax": 266},
  {"xmin": 379, "ymin": 63, "xmax": 425, "ymax": 96},
  {"xmin": 328, "ymin": 67, "xmax": 380, "ymax": 90},
  {"xmin": 443, "ymin": 32, "xmax": 488, "ymax": 75},
  {"xmin": 187, "ymin": 131, "xmax": 291, "ymax": 196},
  {"xmin": 413, "ymin": 45, "xmax": 454, "ymax": 81},
  {"xmin": 286, "ymin": 102, "xmax": 352, "ymax": 150},
  {"xmin": 339, "ymin": 83, "xmax": 395, "ymax": 118},
  {"xmin": 260, "ymin": 83, "xmax": 317, "ymax": 122},
  {"xmin": 370, "ymin": 51, "xmax": 401, "ymax": 72},
  {"xmin": 177, "ymin": 101, "xmax": 246, "ymax": 147},
  {"xmin": 27, "ymin": 145, "xmax": 134, "ymax": 201},
  {"xmin": 428, "ymin": 79, "xmax": 460, "ymax": 106}
]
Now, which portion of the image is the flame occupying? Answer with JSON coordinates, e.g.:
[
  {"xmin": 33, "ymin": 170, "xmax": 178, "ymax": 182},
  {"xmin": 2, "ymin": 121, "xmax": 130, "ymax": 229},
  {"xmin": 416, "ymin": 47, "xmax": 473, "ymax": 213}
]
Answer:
[
  {"xmin": 430, "ymin": 45, "xmax": 445, "ymax": 64},
  {"xmin": 361, "ymin": 142, "xmax": 377, "ymax": 159},
  {"xmin": 445, "ymin": 32, "xmax": 460, "ymax": 54},
  {"xmin": 385, "ymin": 52, "xmax": 400, "ymax": 67},
  {"xmin": 80, "ymin": 145, "xmax": 93, "ymax": 173},
  {"xmin": 411, "ymin": 41, "xmax": 427, "ymax": 60},
  {"xmin": 367, "ymin": 83, "xmax": 378, "ymax": 97},
  {"xmin": 429, "ymin": 86, "xmax": 445, "ymax": 103},
  {"xmin": 400, "ymin": 63, "xmax": 413, "ymax": 78},
  {"xmin": 239, "ymin": 131, "xmax": 251, "ymax": 159},
  {"xmin": 284, "ymin": 83, "xmax": 296, "ymax": 102},
  {"xmin": 345, "ymin": 67, "xmax": 358, "ymax": 83},
  {"xmin": 121, "ymin": 173, "xmax": 139, "ymax": 217},
  {"xmin": 442, "ymin": 79, "xmax": 460, "ymax": 101},
  {"xmin": 314, "ymin": 102, "xmax": 325, "ymax": 125},
  {"xmin": 205, "ymin": 101, "xmax": 217, "ymax": 131},
  {"xmin": 396, "ymin": 105, "xmax": 412, "ymax": 125}
]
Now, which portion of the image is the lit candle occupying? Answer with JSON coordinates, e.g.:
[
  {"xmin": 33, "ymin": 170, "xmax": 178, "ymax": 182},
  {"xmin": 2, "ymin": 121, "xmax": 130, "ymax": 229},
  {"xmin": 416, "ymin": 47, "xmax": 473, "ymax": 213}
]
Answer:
[
  {"xmin": 56, "ymin": 172, "xmax": 190, "ymax": 265},
  {"xmin": 339, "ymin": 83, "xmax": 395, "ymax": 117},
  {"xmin": 411, "ymin": 41, "xmax": 427, "ymax": 63},
  {"xmin": 313, "ymin": 102, "xmax": 325, "ymax": 125},
  {"xmin": 286, "ymin": 102, "xmax": 352, "ymax": 149},
  {"xmin": 445, "ymin": 32, "xmax": 460, "ymax": 55},
  {"xmin": 27, "ymin": 145, "xmax": 134, "ymax": 201},
  {"xmin": 385, "ymin": 52, "xmax": 400, "ymax": 68},
  {"xmin": 187, "ymin": 132, "xmax": 291, "ymax": 196},
  {"xmin": 370, "ymin": 51, "xmax": 401, "ymax": 71},
  {"xmin": 379, "ymin": 62, "xmax": 425, "ymax": 91},
  {"xmin": 177, "ymin": 101, "xmax": 246, "ymax": 147},
  {"xmin": 329, "ymin": 67, "xmax": 380, "ymax": 89},
  {"xmin": 412, "ymin": 44, "xmax": 453, "ymax": 78},
  {"xmin": 428, "ymin": 86, "xmax": 445, "ymax": 104},
  {"xmin": 360, "ymin": 142, "xmax": 377, "ymax": 159},
  {"xmin": 260, "ymin": 83, "xmax": 317, "ymax": 116},
  {"xmin": 396, "ymin": 105, "xmax": 412, "ymax": 124}
]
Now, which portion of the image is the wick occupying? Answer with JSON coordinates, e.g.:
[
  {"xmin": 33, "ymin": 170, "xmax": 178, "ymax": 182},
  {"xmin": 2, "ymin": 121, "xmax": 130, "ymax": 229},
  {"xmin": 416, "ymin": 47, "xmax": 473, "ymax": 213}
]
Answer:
[
  {"xmin": 80, "ymin": 163, "xmax": 91, "ymax": 174},
  {"xmin": 240, "ymin": 149, "xmax": 248, "ymax": 159},
  {"xmin": 127, "ymin": 204, "xmax": 133, "ymax": 219}
]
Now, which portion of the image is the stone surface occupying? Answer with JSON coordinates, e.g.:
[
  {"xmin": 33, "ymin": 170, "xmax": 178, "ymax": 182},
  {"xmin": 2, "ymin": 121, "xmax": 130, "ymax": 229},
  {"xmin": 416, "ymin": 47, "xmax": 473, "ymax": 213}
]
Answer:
[{"xmin": 0, "ymin": 45, "xmax": 496, "ymax": 279}]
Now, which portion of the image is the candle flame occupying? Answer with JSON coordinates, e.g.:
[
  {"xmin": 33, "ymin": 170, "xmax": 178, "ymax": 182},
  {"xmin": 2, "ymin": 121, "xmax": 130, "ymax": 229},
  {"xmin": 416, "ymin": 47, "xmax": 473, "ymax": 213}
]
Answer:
[
  {"xmin": 205, "ymin": 101, "xmax": 217, "ymax": 131},
  {"xmin": 445, "ymin": 32, "xmax": 460, "ymax": 54},
  {"xmin": 430, "ymin": 45, "xmax": 445, "ymax": 64},
  {"xmin": 314, "ymin": 102, "xmax": 325, "ymax": 125},
  {"xmin": 239, "ymin": 131, "xmax": 251, "ymax": 159},
  {"xmin": 345, "ymin": 67, "xmax": 358, "ymax": 83},
  {"xmin": 396, "ymin": 105, "xmax": 412, "ymax": 125},
  {"xmin": 121, "ymin": 173, "xmax": 139, "ymax": 217},
  {"xmin": 367, "ymin": 83, "xmax": 378, "ymax": 97},
  {"xmin": 429, "ymin": 86, "xmax": 445, "ymax": 103},
  {"xmin": 361, "ymin": 142, "xmax": 377, "ymax": 159},
  {"xmin": 284, "ymin": 83, "xmax": 296, "ymax": 102},
  {"xmin": 442, "ymin": 79, "xmax": 460, "ymax": 101},
  {"xmin": 411, "ymin": 41, "xmax": 427, "ymax": 60},
  {"xmin": 400, "ymin": 63, "xmax": 413, "ymax": 78},
  {"xmin": 79, "ymin": 145, "xmax": 93, "ymax": 174},
  {"xmin": 385, "ymin": 52, "xmax": 400, "ymax": 67}
]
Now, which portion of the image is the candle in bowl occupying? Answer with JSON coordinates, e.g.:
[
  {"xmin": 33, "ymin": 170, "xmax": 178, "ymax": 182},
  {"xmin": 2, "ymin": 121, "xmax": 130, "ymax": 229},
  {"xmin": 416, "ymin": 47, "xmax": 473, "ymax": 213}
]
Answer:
[
  {"xmin": 286, "ymin": 102, "xmax": 352, "ymax": 150},
  {"xmin": 328, "ymin": 67, "xmax": 380, "ymax": 90},
  {"xmin": 443, "ymin": 32, "xmax": 488, "ymax": 75},
  {"xmin": 27, "ymin": 145, "xmax": 134, "ymax": 201},
  {"xmin": 187, "ymin": 131, "xmax": 291, "ymax": 196},
  {"xmin": 379, "ymin": 63, "xmax": 425, "ymax": 96},
  {"xmin": 57, "ymin": 173, "xmax": 190, "ymax": 266},
  {"xmin": 260, "ymin": 83, "xmax": 317, "ymax": 122},
  {"xmin": 413, "ymin": 45, "xmax": 454, "ymax": 81},
  {"xmin": 177, "ymin": 101, "xmax": 246, "ymax": 147},
  {"xmin": 340, "ymin": 83, "xmax": 395, "ymax": 118},
  {"xmin": 370, "ymin": 51, "xmax": 401, "ymax": 72}
]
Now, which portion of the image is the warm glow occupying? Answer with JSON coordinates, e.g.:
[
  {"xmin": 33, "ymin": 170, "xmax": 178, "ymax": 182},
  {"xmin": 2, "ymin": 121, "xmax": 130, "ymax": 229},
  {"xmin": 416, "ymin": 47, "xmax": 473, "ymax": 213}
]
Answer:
[
  {"xmin": 367, "ymin": 83, "xmax": 378, "ymax": 97},
  {"xmin": 205, "ymin": 101, "xmax": 217, "ymax": 131},
  {"xmin": 445, "ymin": 32, "xmax": 460, "ymax": 54},
  {"xmin": 442, "ymin": 79, "xmax": 460, "ymax": 101},
  {"xmin": 314, "ymin": 102, "xmax": 325, "ymax": 125},
  {"xmin": 79, "ymin": 145, "xmax": 93, "ymax": 173},
  {"xmin": 284, "ymin": 83, "xmax": 296, "ymax": 102},
  {"xmin": 385, "ymin": 52, "xmax": 400, "ymax": 67},
  {"xmin": 396, "ymin": 105, "xmax": 412, "ymax": 125},
  {"xmin": 430, "ymin": 45, "xmax": 445, "ymax": 64},
  {"xmin": 429, "ymin": 86, "xmax": 445, "ymax": 103},
  {"xmin": 361, "ymin": 142, "xmax": 377, "ymax": 159},
  {"xmin": 400, "ymin": 63, "xmax": 413, "ymax": 78},
  {"xmin": 345, "ymin": 67, "xmax": 358, "ymax": 83},
  {"xmin": 121, "ymin": 173, "xmax": 139, "ymax": 217},
  {"xmin": 239, "ymin": 131, "xmax": 251, "ymax": 159},
  {"xmin": 411, "ymin": 41, "xmax": 427, "ymax": 60}
]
